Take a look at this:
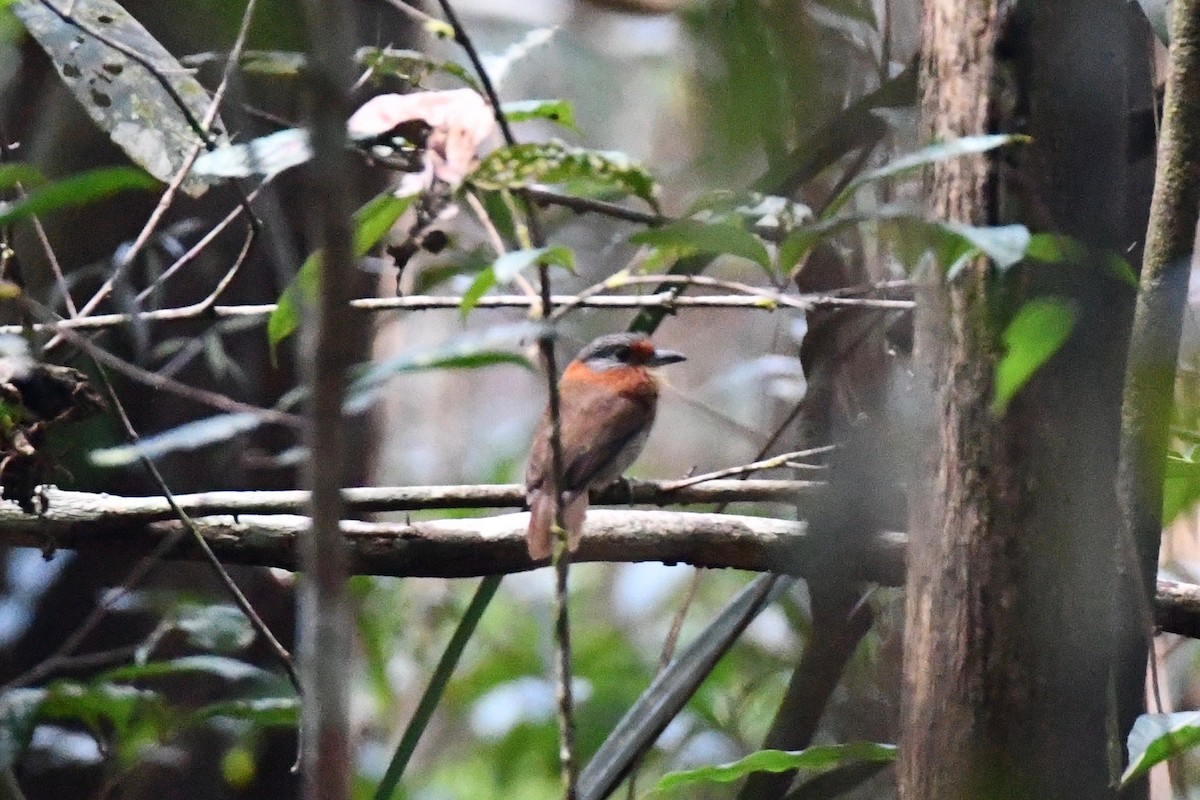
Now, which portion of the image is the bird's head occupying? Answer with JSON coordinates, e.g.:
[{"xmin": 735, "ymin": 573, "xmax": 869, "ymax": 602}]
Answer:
[{"xmin": 574, "ymin": 333, "xmax": 686, "ymax": 371}]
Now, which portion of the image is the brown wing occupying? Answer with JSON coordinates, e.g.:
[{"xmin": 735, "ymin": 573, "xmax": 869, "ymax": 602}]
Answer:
[{"xmin": 526, "ymin": 376, "xmax": 656, "ymax": 494}]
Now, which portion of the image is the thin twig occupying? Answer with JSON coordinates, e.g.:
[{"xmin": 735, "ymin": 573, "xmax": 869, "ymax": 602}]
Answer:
[
  {"xmin": 660, "ymin": 447, "xmax": 836, "ymax": 491},
  {"xmin": 433, "ymin": 0, "xmax": 574, "ymax": 792},
  {"xmin": 91, "ymin": 360, "xmax": 301, "ymax": 692},
  {"xmin": 0, "ymin": 290, "xmax": 912, "ymax": 336},
  {"xmin": 30, "ymin": 303, "xmax": 301, "ymax": 427}
]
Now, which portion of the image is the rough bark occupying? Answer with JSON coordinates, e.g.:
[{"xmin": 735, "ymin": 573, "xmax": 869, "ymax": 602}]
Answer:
[{"xmin": 902, "ymin": 0, "xmax": 1140, "ymax": 798}]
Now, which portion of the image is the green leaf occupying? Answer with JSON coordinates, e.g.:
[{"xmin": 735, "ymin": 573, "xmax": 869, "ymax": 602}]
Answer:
[
  {"xmin": 471, "ymin": 141, "xmax": 658, "ymax": 207},
  {"xmin": 654, "ymin": 742, "xmax": 897, "ymax": 793},
  {"xmin": 630, "ymin": 220, "xmax": 771, "ymax": 271},
  {"xmin": 992, "ymin": 298, "xmax": 1076, "ymax": 415},
  {"xmin": 501, "ymin": 99, "xmax": 577, "ymax": 130},
  {"xmin": 0, "ymin": 163, "xmax": 46, "ymax": 191},
  {"xmin": 345, "ymin": 326, "xmax": 536, "ymax": 415},
  {"xmin": 944, "ymin": 223, "xmax": 1030, "ymax": 271},
  {"xmin": 102, "ymin": 656, "xmax": 269, "ymax": 683},
  {"xmin": 39, "ymin": 682, "xmax": 162, "ymax": 741},
  {"xmin": 1163, "ymin": 454, "xmax": 1200, "ymax": 523},
  {"xmin": 1024, "ymin": 233, "xmax": 1085, "ymax": 264},
  {"xmin": 356, "ymin": 46, "xmax": 479, "ymax": 88},
  {"xmin": 90, "ymin": 411, "xmax": 266, "ymax": 467},
  {"xmin": 190, "ymin": 697, "xmax": 298, "ymax": 727},
  {"xmin": 373, "ymin": 576, "xmax": 502, "ymax": 800},
  {"xmin": 460, "ymin": 247, "xmax": 574, "ymax": 317},
  {"xmin": 170, "ymin": 604, "xmax": 256, "ymax": 654},
  {"xmin": 459, "ymin": 268, "xmax": 497, "ymax": 318},
  {"xmin": 268, "ymin": 191, "xmax": 416, "ymax": 353},
  {"xmin": 0, "ymin": 166, "xmax": 157, "ymax": 225},
  {"xmin": 1123, "ymin": 712, "xmax": 1200, "ymax": 785},
  {"xmin": 493, "ymin": 245, "xmax": 575, "ymax": 281},
  {"xmin": 825, "ymin": 134, "xmax": 1027, "ymax": 217}
]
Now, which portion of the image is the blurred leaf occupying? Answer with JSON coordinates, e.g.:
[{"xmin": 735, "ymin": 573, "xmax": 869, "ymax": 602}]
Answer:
[
  {"xmin": 494, "ymin": 245, "xmax": 575, "ymax": 282},
  {"xmin": 0, "ymin": 166, "xmax": 157, "ymax": 225},
  {"xmin": 783, "ymin": 759, "xmax": 892, "ymax": 800},
  {"xmin": 992, "ymin": 298, "xmax": 1076, "ymax": 415},
  {"xmin": 944, "ymin": 223, "xmax": 1030, "ymax": 272},
  {"xmin": 578, "ymin": 575, "xmax": 793, "ymax": 800},
  {"xmin": 102, "ymin": 656, "xmax": 269, "ymax": 683},
  {"xmin": 190, "ymin": 697, "xmax": 298, "ymax": 727},
  {"xmin": 89, "ymin": 411, "xmax": 266, "ymax": 466},
  {"xmin": 1025, "ymin": 232, "xmax": 1085, "ymax": 264},
  {"xmin": 825, "ymin": 134, "xmax": 1027, "ymax": 217},
  {"xmin": 1123, "ymin": 712, "xmax": 1200, "ymax": 785},
  {"xmin": 268, "ymin": 191, "xmax": 416, "ymax": 353},
  {"xmin": 1137, "ymin": 0, "xmax": 1170, "ymax": 44},
  {"xmin": 358, "ymin": 46, "xmax": 478, "ymax": 88},
  {"xmin": 345, "ymin": 324, "xmax": 537, "ymax": 414},
  {"xmin": 170, "ymin": 604, "xmax": 257, "ymax": 654},
  {"xmin": 39, "ymin": 682, "xmax": 163, "ymax": 741},
  {"xmin": 374, "ymin": 576, "xmax": 502, "ymax": 800},
  {"xmin": 501, "ymin": 99, "xmax": 577, "ymax": 130},
  {"xmin": 459, "ymin": 268, "xmax": 497, "ymax": 318},
  {"xmin": 0, "ymin": 689, "xmax": 44, "ymax": 770},
  {"xmin": 191, "ymin": 127, "xmax": 312, "ymax": 179},
  {"xmin": 471, "ymin": 141, "xmax": 659, "ymax": 208},
  {"xmin": 0, "ymin": 162, "xmax": 46, "ymax": 190},
  {"xmin": 630, "ymin": 221, "xmax": 771, "ymax": 271},
  {"xmin": 13, "ymin": 0, "xmax": 226, "ymax": 196},
  {"xmin": 654, "ymin": 742, "xmax": 896, "ymax": 793},
  {"xmin": 1163, "ymin": 454, "xmax": 1200, "ymax": 523},
  {"xmin": 1106, "ymin": 253, "xmax": 1140, "ymax": 289}
]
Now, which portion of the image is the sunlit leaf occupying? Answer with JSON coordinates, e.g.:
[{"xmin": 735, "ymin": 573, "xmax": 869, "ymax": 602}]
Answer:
[
  {"xmin": 992, "ymin": 298, "xmax": 1076, "ymax": 415},
  {"xmin": 630, "ymin": 220, "xmax": 771, "ymax": 271},
  {"xmin": 471, "ymin": 141, "xmax": 658, "ymax": 207},
  {"xmin": 501, "ymin": 99, "xmax": 577, "ymax": 130},
  {"xmin": 825, "ymin": 134, "xmax": 1027, "ymax": 217},
  {"xmin": 268, "ymin": 191, "xmax": 417, "ymax": 353},
  {"xmin": 0, "ymin": 166, "xmax": 157, "ymax": 225},
  {"xmin": 654, "ymin": 742, "xmax": 897, "ymax": 793},
  {"xmin": 14, "ymin": 0, "xmax": 226, "ymax": 196},
  {"xmin": 89, "ymin": 411, "xmax": 266, "ymax": 467},
  {"xmin": 1123, "ymin": 712, "xmax": 1200, "ymax": 785}
]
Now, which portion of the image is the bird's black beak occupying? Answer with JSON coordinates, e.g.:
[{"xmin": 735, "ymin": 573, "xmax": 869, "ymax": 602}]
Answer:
[{"xmin": 648, "ymin": 349, "xmax": 686, "ymax": 366}]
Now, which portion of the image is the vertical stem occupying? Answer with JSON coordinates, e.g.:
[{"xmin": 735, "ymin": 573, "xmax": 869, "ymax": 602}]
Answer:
[{"xmin": 298, "ymin": 1, "xmax": 358, "ymax": 798}]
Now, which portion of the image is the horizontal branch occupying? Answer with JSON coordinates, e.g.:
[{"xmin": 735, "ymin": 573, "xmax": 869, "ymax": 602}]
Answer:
[
  {"xmin": 11, "ymin": 481, "xmax": 815, "ymax": 526},
  {"xmin": 0, "ymin": 292, "xmax": 913, "ymax": 335},
  {"xmin": 2, "ymin": 488, "xmax": 1196, "ymax": 637}
]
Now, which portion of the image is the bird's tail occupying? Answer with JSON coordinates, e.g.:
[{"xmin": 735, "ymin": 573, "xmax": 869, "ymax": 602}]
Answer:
[{"xmin": 526, "ymin": 490, "xmax": 588, "ymax": 560}]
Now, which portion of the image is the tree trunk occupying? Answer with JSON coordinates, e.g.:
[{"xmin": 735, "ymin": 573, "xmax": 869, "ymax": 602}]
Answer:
[{"xmin": 901, "ymin": 0, "xmax": 1141, "ymax": 798}]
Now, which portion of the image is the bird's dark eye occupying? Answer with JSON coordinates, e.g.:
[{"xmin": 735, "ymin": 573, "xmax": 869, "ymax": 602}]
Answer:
[{"xmin": 613, "ymin": 345, "xmax": 631, "ymax": 360}]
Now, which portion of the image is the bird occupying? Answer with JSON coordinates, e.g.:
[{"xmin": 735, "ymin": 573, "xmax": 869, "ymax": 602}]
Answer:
[{"xmin": 525, "ymin": 332, "xmax": 686, "ymax": 560}]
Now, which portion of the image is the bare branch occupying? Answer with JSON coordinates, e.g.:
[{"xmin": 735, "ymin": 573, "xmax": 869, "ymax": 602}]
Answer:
[{"xmin": 0, "ymin": 290, "xmax": 912, "ymax": 336}]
